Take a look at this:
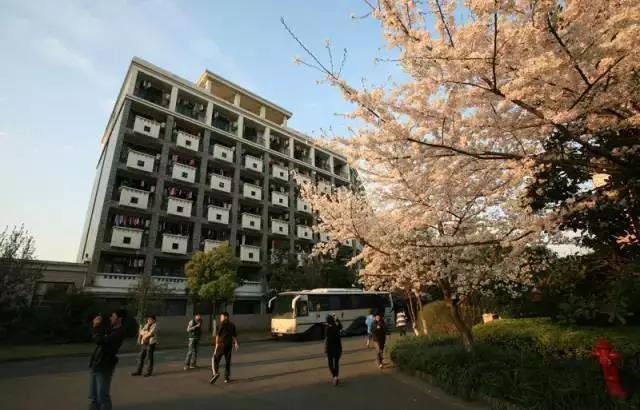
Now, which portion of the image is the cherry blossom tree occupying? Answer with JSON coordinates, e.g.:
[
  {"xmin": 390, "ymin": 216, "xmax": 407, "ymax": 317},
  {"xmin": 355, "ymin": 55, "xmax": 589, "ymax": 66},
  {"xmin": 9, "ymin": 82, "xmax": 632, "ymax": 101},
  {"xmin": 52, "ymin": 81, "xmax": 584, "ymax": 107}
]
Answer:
[{"xmin": 284, "ymin": 0, "xmax": 639, "ymax": 348}]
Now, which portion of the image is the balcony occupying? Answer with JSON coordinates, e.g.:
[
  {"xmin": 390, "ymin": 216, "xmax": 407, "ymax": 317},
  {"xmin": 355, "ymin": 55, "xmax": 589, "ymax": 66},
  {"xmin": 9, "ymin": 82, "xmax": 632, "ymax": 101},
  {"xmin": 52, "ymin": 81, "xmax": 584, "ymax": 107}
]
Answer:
[
  {"xmin": 243, "ymin": 183, "xmax": 262, "ymax": 201},
  {"xmin": 271, "ymin": 219, "xmax": 289, "ymax": 236},
  {"xmin": 204, "ymin": 239, "xmax": 224, "ymax": 252},
  {"xmin": 271, "ymin": 191, "xmax": 289, "ymax": 207},
  {"xmin": 272, "ymin": 164, "xmax": 289, "ymax": 181},
  {"xmin": 213, "ymin": 144, "xmax": 234, "ymax": 163},
  {"xmin": 133, "ymin": 116, "xmax": 161, "ymax": 139},
  {"xmin": 167, "ymin": 197, "xmax": 192, "ymax": 217},
  {"xmin": 244, "ymin": 155, "xmax": 263, "ymax": 172},
  {"xmin": 296, "ymin": 199, "xmax": 311, "ymax": 213},
  {"xmin": 161, "ymin": 233, "xmax": 189, "ymax": 254},
  {"xmin": 210, "ymin": 174, "xmax": 232, "ymax": 193},
  {"xmin": 172, "ymin": 163, "xmax": 197, "ymax": 184},
  {"xmin": 319, "ymin": 232, "xmax": 331, "ymax": 242},
  {"xmin": 240, "ymin": 245, "xmax": 261, "ymax": 263},
  {"xmin": 110, "ymin": 227, "xmax": 143, "ymax": 249},
  {"xmin": 176, "ymin": 131, "xmax": 200, "ymax": 152},
  {"xmin": 176, "ymin": 96, "xmax": 206, "ymax": 122},
  {"xmin": 118, "ymin": 186, "xmax": 149, "ymax": 210},
  {"xmin": 207, "ymin": 205, "xmax": 230, "ymax": 224},
  {"xmin": 212, "ymin": 112, "xmax": 238, "ymax": 134},
  {"xmin": 241, "ymin": 213, "xmax": 261, "ymax": 230},
  {"xmin": 152, "ymin": 276, "xmax": 186, "ymax": 293},
  {"xmin": 94, "ymin": 273, "xmax": 139, "ymax": 289},
  {"xmin": 296, "ymin": 225, "xmax": 313, "ymax": 240},
  {"xmin": 126, "ymin": 150, "xmax": 156, "ymax": 173},
  {"xmin": 294, "ymin": 173, "xmax": 312, "ymax": 186},
  {"xmin": 318, "ymin": 181, "xmax": 332, "ymax": 194},
  {"xmin": 235, "ymin": 280, "xmax": 262, "ymax": 297}
]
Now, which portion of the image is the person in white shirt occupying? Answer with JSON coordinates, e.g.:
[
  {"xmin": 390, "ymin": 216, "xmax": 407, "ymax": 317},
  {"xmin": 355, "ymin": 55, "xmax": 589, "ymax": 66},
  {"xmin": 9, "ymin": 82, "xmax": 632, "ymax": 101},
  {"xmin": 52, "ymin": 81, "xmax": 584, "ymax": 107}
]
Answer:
[
  {"xmin": 132, "ymin": 314, "xmax": 158, "ymax": 377},
  {"xmin": 396, "ymin": 310, "xmax": 407, "ymax": 337}
]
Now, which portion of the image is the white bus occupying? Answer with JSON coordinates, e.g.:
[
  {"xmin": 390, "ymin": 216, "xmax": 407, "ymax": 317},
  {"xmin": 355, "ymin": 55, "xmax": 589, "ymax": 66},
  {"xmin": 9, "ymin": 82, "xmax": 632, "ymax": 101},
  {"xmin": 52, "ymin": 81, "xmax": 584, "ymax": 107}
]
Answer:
[{"xmin": 269, "ymin": 288, "xmax": 394, "ymax": 340}]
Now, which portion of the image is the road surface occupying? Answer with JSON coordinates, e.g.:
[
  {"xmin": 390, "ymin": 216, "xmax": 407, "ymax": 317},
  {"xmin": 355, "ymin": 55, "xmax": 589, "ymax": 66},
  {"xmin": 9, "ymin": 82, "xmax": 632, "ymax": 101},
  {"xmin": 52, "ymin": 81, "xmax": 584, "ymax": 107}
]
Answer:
[{"xmin": 0, "ymin": 335, "xmax": 480, "ymax": 410}]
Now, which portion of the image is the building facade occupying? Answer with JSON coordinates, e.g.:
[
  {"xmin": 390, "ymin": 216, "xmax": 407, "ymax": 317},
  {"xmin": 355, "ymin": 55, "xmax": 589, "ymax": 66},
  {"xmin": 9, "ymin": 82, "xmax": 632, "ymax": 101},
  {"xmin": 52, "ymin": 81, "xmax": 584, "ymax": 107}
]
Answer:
[{"xmin": 77, "ymin": 57, "xmax": 355, "ymax": 317}]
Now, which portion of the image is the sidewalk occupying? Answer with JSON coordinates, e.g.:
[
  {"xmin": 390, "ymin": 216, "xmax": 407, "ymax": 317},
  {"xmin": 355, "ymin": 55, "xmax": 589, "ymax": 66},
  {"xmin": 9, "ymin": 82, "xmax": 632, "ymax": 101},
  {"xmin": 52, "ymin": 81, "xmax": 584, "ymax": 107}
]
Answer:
[{"xmin": 0, "ymin": 331, "xmax": 271, "ymax": 363}]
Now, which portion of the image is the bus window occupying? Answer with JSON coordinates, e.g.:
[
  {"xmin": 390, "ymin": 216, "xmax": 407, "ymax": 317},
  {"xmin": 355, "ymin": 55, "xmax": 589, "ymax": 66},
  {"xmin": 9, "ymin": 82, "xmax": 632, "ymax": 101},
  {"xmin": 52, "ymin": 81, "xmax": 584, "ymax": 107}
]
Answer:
[
  {"xmin": 272, "ymin": 295, "xmax": 295, "ymax": 319},
  {"xmin": 308, "ymin": 295, "xmax": 330, "ymax": 312},
  {"xmin": 295, "ymin": 300, "xmax": 309, "ymax": 317}
]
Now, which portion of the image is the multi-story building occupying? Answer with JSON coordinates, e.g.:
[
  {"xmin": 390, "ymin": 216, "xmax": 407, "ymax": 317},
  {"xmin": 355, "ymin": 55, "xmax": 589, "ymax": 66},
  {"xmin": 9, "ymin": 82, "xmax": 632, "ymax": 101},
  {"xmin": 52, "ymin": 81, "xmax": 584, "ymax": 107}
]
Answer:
[{"xmin": 77, "ymin": 57, "xmax": 355, "ymax": 318}]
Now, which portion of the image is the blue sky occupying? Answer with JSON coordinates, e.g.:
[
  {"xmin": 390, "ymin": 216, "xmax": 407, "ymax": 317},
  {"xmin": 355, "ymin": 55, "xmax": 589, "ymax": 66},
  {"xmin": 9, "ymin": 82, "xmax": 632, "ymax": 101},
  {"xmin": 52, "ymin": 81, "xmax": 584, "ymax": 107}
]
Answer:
[{"xmin": 0, "ymin": 0, "xmax": 409, "ymax": 261}]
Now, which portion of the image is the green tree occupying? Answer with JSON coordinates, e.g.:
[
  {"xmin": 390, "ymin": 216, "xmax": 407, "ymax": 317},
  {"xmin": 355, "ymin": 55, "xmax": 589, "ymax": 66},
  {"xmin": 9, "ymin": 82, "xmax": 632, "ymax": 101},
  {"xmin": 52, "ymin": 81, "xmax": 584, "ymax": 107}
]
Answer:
[
  {"xmin": 268, "ymin": 249, "xmax": 305, "ymax": 293},
  {"xmin": 0, "ymin": 225, "xmax": 42, "ymax": 337},
  {"xmin": 127, "ymin": 275, "xmax": 169, "ymax": 325},
  {"xmin": 185, "ymin": 243, "xmax": 237, "ymax": 330}
]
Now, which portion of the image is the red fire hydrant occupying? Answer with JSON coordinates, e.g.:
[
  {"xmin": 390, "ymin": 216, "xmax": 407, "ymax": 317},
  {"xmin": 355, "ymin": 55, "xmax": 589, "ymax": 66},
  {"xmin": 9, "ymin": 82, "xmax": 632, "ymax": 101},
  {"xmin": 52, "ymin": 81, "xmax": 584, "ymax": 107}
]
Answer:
[{"xmin": 592, "ymin": 338, "xmax": 627, "ymax": 399}]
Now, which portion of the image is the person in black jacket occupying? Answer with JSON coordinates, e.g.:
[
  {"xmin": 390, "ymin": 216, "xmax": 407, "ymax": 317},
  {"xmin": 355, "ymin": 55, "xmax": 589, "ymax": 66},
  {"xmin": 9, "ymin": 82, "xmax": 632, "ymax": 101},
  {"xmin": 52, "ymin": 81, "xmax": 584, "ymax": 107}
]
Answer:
[
  {"xmin": 210, "ymin": 312, "xmax": 239, "ymax": 384},
  {"xmin": 324, "ymin": 314, "xmax": 343, "ymax": 386},
  {"xmin": 371, "ymin": 313, "xmax": 387, "ymax": 369},
  {"xmin": 88, "ymin": 309, "xmax": 127, "ymax": 410}
]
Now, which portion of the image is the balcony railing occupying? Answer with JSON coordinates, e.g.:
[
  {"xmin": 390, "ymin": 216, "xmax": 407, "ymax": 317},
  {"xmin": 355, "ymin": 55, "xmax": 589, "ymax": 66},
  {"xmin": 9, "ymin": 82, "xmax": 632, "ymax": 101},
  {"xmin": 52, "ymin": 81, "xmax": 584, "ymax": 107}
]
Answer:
[
  {"xmin": 171, "ymin": 163, "xmax": 197, "ymax": 184},
  {"xmin": 161, "ymin": 233, "xmax": 189, "ymax": 254},
  {"xmin": 240, "ymin": 245, "xmax": 261, "ymax": 263},
  {"xmin": 244, "ymin": 155, "xmax": 263, "ymax": 172},
  {"xmin": 207, "ymin": 205, "xmax": 230, "ymax": 224},
  {"xmin": 94, "ymin": 273, "xmax": 140, "ymax": 289},
  {"xmin": 167, "ymin": 197, "xmax": 192, "ymax": 218},
  {"xmin": 210, "ymin": 174, "xmax": 232, "ymax": 193},
  {"xmin": 296, "ymin": 225, "xmax": 313, "ymax": 240},
  {"xmin": 242, "ymin": 183, "xmax": 262, "ymax": 201},
  {"xmin": 204, "ymin": 239, "xmax": 224, "ymax": 252},
  {"xmin": 118, "ymin": 186, "xmax": 150, "ymax": 210},
  {"xmin": 241, "ymin": 213, "xmax": 262, "ymax": 230},
  {"xmin": 213, "ymin": 144, "xmax": 234, "ymax": 163},
  {"xmin": 126, "ymin": 150, "xmax": 156, "ymax": 173},
  {"xmin": 235, "ymin": 280, "xmax": 262, "ymax": 296},
  {"xmin": 152, "ymin": 276, "xmax": 187, "ymax": 292},
  {"xmin": 110, "ymin": 227, "xmax": 144, "ymax": 249},
  {"xmin": 133, "ymin": 116, "xmax": 161, "ymax": 139},
  {"xmin": 271, "ymin": 191, "xmax": 289, "ymax": 207},
  {"xmin": 271, "ymin": 219, "xmax": 289, "ymax": 236},
  {"xmin": 271, "ymin": 164, "xmax": 289, "ymax": 181},
  {"xmin": 176, "ymin": 131, "xmax": 200, "ymax": 152}
]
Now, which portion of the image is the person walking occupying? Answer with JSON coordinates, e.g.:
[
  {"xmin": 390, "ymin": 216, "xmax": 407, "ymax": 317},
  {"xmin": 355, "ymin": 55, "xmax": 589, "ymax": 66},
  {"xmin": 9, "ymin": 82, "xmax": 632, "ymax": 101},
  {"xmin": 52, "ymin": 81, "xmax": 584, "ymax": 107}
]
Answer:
[
  {"xmin": 396, "ymin": 309, "xmax": 407, "ymax": 337},
  {"xmin": 184, "ymin": 313, "xmax": 202, "ymax": 370},
  {"xmin": 210, "ymin": 312, "xmax": 239, "ymax": 384},
  {"xmin": 371, "ymin": 313, "xmax": 387, "ymax": 368},
  {"xmin": 325, "ymin": 314, "xmax": 343, "ymax": 386},
  {"xmin": 132, "ymin": 314, "xmax": 158, "ymax": 377},
  {"xmin": 89, "ymin": 309, "xmax": 127, "ymax": 410},
  {"xmin": 365, "ymin": 309, "xmax": 375, "ymax": 348}
]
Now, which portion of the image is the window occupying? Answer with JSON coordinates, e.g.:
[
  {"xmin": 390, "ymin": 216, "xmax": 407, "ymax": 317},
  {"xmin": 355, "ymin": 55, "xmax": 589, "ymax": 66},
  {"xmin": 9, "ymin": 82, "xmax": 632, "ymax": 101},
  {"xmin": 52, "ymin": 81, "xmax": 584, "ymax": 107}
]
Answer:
[
  {"xmin": 177, "ymin": 206, "xmax": 184, "ymax": 213},
  {"xmin": 234, "ymin": 300, "xmax": 261, "ymax": 315},
  {"xmin": 251, "ymin": 190, "xmax": 256, "ymax": 196},
  {"xmin": 308, "ymin": 295, "xmax": 330, "ymax": 312},
  {"xmin": 279, "ymin": 227, "xmax": 283, "ymax": 232},
  {"xmin": 185, "ymin": 140, "xmax": 192, "ymax": 146},
  {"xmin": 221, "ymin": 152, "xmax": 227, "ymax": 158},
  {"xmin": 279, "ymin": 198, "xmax": 283, "ymax": 204},
  {"xmin": 253, "ymin": 163, "xmax": 257, "ymax": 169},
  {"xmin": 219, "ymin": 182, "xmax": 224, "ymax": 188},
  {"xmin": 137, "ymin": 160, "xmax": 145, "ymax": 167},
  {"xmin": 172, "ymin": 243, "xmax": 179, "ymax": 250},
  {"xmin": 216, "ymin": 214, "xmax": 222, "ymax": 220},
  {"xmin": 295, "ymin": 300, "xmax": 309, "ymax": 317},
  {"xmin": 250, "ymin": 221, "xmax": 255, "ymax": 226},
  {"xmin": 181, "ymin": 172, "xmax": 188, "ymax": 178},
  {"xmin": 130, "ymin": 197, "xmax": 139, "ymax": 204},
  {"xmin": 123, "ymin": 237, "xmax": 131, "ymax": 244},
  {"xmin": 248, "ymin": 252, "xmax": 254, "ymax": 259},
  {"xmin": 144, "ymin": 126, "xmax": 151, "ymax": 133}
]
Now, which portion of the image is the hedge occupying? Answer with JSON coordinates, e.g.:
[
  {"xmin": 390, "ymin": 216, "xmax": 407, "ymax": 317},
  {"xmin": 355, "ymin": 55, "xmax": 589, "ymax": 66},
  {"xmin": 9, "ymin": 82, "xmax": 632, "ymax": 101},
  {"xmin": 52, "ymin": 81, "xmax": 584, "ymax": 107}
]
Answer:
[
  {"xmin": 474, "ymin": 318, "xmax": 640, "ymax": 361},
  {"xmin": 390, "ymin": 319, "xmax": 640, "ymax": 409}
]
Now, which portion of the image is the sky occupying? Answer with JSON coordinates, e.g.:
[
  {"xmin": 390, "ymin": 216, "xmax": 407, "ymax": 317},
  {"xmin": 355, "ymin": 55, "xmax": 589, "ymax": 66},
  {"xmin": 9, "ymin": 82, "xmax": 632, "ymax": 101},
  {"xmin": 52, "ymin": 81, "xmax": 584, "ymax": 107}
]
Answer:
[{"xmin": 0, "ymin": 0, "xmax": 410, "ymax": 262}]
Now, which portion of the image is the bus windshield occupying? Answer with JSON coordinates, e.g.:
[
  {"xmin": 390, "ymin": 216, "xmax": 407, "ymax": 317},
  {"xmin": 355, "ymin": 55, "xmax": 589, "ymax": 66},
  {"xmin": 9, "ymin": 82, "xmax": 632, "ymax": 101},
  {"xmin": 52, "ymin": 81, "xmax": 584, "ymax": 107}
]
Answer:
[{"xmin": 272, "ymin": 295, "xmax": 295, "ymax": 318}]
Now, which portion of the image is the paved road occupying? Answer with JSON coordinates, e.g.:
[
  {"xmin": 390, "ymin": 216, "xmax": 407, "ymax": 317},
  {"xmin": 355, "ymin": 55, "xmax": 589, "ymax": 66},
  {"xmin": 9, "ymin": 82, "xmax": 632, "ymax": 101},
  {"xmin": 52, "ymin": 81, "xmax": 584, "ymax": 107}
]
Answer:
[{"xmin": 0, "ymin": 336, "xmax": 479, "ymax": 410}]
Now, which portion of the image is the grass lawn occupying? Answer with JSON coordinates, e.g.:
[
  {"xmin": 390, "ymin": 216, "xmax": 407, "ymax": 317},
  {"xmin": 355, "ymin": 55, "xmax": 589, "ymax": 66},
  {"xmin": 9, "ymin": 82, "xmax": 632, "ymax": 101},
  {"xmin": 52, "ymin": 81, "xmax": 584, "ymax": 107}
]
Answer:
[{"xmin": 0, "ymin": 331, "xmax": 271, "ymax": 362}]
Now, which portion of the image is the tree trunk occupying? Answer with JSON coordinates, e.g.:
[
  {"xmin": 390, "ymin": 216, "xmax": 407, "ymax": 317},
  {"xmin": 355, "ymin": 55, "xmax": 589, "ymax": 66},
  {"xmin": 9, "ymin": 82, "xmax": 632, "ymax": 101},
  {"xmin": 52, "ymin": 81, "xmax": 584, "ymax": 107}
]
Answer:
[
  {"xmin": 447, "ymin": 297, "xmax": 474, "ymax": 351},
  {"xmin": 208, "ymin": 299, "xmax": 215, "ymax": 332},
  {"xmin": 417, "ymin": 300, "xmax": 428, "ymax": 336}
]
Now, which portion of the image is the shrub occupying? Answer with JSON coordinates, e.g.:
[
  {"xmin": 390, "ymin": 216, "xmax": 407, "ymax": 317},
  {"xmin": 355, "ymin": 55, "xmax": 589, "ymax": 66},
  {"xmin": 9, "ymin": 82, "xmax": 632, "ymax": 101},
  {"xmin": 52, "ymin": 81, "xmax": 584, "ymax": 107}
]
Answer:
[
  {"xmin": 474, "ymin": 318, "xmax": 640, "ymax": 361},
  {"xmin": 390, "ymin": 336, "xmax": 640, "ymax": 409}
]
